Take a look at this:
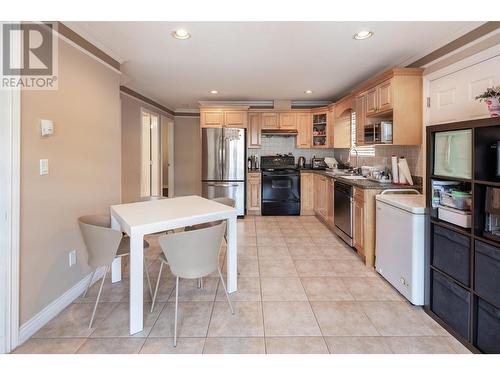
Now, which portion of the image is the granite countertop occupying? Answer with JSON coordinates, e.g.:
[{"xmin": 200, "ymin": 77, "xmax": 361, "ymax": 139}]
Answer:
[{"xmin": 300, "ymin": 169, "xmax": 423, "ymax": 191}]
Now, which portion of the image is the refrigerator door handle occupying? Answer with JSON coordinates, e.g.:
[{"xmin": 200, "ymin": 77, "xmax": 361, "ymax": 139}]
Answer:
[
  {"xmin": 218, "ymin": 135, "xmax": 224, "ymax": 180},
  {"xmin": 206, "ymin": 183, "xmax": 240, "ymax": 187}
]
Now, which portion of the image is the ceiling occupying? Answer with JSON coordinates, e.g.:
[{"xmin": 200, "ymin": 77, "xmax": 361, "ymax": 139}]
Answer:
[{"xmin": 65, "ymin": 21, "xmax": 483, "ymax": 111}]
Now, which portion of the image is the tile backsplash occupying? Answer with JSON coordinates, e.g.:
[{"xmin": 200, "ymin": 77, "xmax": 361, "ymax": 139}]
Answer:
[
  {"xmin": 248, "ymin": 135, "xmax": 335, "ymax": 162},
  {"xmin": 334, "ymin": 145, "xmax": 423, "ymax": 177},
  {"xmin": 247, "ymin": 135, "xmax": 423, "ymax": 177}
]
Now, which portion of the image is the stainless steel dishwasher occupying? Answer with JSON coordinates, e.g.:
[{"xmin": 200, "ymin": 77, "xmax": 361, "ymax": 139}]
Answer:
[{"xmin": 334, "ymin": 181, "xmax": 353, "ymax": 246}]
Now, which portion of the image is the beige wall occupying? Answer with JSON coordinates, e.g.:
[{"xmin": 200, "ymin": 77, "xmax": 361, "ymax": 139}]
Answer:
[
  {"xmin": 120, "ymin": 93, "xmax": 173, "ymax": 203},
  {"xmin": 174, "ymin": 116, "xmax": 201, "ymax": 196},
  {"xmin": 20, "ymin": 39, "xmax": 121, "ymax": 324}
]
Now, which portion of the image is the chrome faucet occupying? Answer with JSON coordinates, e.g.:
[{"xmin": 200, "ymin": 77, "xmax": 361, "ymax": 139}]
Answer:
[{"xmin": 348, "ymin": 146, "xmax": 359, "ymax": 170}]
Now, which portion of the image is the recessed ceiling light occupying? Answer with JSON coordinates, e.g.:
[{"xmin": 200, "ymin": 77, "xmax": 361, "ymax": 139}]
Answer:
[
  {"xmin": 172, "ymin": 29, "xmax": 190, "ymax": 40},
  {"xmin": 353, "ymin": 31, "xmax": 373, "ymax": 40},
  {"xmin": 304, "ymin": 90, "xmax": 313, "ymax": 94},
  {"xmin": 209, "ymin": 90, "xmax": 218, "ymax": 94}
]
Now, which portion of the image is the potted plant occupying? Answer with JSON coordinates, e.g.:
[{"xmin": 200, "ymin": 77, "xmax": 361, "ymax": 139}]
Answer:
[{"xmin": 476, "ymin": 86, "xmax": 500, "ymax": 117}]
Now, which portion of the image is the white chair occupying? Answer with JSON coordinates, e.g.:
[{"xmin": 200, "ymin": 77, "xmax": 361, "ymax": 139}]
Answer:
[
  {"xmin": 151, "ymin": 221, "xmax": 234, "ymax": 347},
  {"xmin": 78, "ymin": 215, "xmax": 153, "ymax": 328},
  {"xmin": 184, "ymin": 197, "xmax": 235, "ymax": 288}
]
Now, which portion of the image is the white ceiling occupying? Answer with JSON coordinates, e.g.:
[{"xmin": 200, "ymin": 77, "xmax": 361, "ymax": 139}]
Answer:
[{"xmin": 65, "ymin": 21, "xmax": 483, "ymax": 111}]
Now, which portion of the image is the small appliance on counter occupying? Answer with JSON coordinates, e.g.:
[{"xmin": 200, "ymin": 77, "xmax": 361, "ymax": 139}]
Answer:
[
  {"xmin": 432, "ymin": 180, "xmax": 472, "ymax": 228},
  {"xmin": 483, "ymin": 186, "xmax": 500, "ymax": 241},
  {"xmin": 297, "ymin": 156, "xmax": 306, "ymax": 169},
  {"xmin": 248, "ymin": 155, "xmax": 259, "ymax": 170},
  {"xmin": 311, "ymin": 157, "xmax": 327, "ymax": 170}
]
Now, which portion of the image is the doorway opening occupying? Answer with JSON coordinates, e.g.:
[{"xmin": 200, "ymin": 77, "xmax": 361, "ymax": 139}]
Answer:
[{"xmin": 141, "ymin": 110, "xmax": 161, "ymax": 197}]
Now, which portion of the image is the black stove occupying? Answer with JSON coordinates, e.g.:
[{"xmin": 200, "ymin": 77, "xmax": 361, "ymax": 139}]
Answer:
[{"xmin": 260, "ymin": 155, "xmax": 300, "ymax": 215}]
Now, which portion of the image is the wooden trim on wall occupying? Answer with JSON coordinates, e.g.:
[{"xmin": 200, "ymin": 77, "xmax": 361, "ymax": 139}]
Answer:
[
  {"xmin": 55, "ymin": 22, "xmax": 121, "ymax": 71},
  {"xmin": 407, "ymin": 21, "xmax": 500, "ymax": 68},
  {"xmin": 120, "ymin": 86, "xmax": 175, "ymax": 116}
]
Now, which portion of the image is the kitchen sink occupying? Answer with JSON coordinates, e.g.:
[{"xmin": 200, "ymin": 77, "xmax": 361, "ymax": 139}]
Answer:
[{"xmin": 339, "ymin": 175, "xmax": 367, "ymax": 180}]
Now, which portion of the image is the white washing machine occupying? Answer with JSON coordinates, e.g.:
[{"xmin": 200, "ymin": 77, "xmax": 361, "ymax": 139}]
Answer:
[{"xmin": 375, "ymin": 191, "xmax": 426, "ymax": 305}]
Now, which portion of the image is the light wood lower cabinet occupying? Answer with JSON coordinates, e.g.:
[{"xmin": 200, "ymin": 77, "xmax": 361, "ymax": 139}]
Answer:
[
  {"xmin": 326, "ymin": 178, "xmax": 334, "ymax": 228},
  {"xmin": 313, "ymin": 174, "xmax": 328, "ymax": 222},
  {"xmin": 352, "ymin": 187, "xmax": 383, "ymax": 266},
  {"xmin": 247, "ymin": 173, "xmax": 261, "ymax": 215},
  {"xmin": 300, "ymin": 172, "xmax": 314, "ymax": 215},
  {"xmin": 353, "ymin": 187, "xmax": 365, "ymax": 257}
]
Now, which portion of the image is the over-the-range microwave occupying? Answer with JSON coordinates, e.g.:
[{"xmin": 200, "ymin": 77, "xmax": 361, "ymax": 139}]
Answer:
[{"xmin": 364, "ymin": 121, "xmax": 393, "ymax": 144}]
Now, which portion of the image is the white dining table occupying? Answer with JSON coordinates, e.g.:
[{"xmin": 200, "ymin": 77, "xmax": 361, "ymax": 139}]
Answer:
[{"xmin": 109, "ymin": 195, "xmax": 238, "ymax": 335}]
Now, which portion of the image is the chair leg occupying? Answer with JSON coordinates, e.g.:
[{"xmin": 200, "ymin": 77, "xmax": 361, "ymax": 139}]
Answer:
[
  {"xmin": 150, "ymin": 261, "xmax": 164, "ymax": 313},
  {"xmin": 82, "ymin": 270, "xmax": 96, "ymax": 298},
  {"xmin": 89, "ymin": 265, "xmax": 108, "ymax": 329},
  {"xmin": 144, "ymin": 262, "xmax": 153, "ymax": 301},
  {"xmin": 217, "ymin": 268, "xmax": 234, "ymax": 315},
  {"xmin": 173, "ymin": 276, "xmax": 179, "ymax": 347}
]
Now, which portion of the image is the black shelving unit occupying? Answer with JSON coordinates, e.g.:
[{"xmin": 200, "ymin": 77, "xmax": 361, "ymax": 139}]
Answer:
[{"xmin": 426, "ymin": 117, "xmax": 500, "ymax": 354}]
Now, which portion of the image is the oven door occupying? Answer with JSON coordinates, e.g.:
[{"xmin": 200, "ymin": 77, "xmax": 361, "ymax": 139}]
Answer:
[{"xmin": 262, "ymin": 172, "xmax": 300, "ymax": 215}]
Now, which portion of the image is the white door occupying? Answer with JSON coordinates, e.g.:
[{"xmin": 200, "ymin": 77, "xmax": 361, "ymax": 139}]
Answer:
[
  {"xmin": 140, "ymin": 110, "xmax": 161, "ymax": 197},
  {"xmin": 428, "ymin": 53, "xmax": 500, "ymax": 125}
]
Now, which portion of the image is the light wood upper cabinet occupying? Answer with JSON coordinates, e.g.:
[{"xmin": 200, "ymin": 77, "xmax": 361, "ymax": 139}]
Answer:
[
  {"xmin": 377, "ymin": 79, "xmax": 393, "ymax": 113},
  {"xmin": 300, "ymin": 172, "xmax": 314, "ymax": 215},
  {"xmin": 224, "ymin": 111, "xmax": 247, "ymax": 128},
  {"xmin": 201, "ymin": 111, "xmax": 224, "ymax": 128},
  {"xmin": 365, "ymin": 88, "xmax": 377, "ymax": 115},
  {"xmin": 355, "ymin": 94, "xmax": 366, "ymax": 146},
  {"xmin": 296, "ymin": 112, "xmax": 311, "ymax": 148},
  {"xmin": 261, "ymin": 112, "xmax": 279, "ymax": 129},
  {"xmin": 247, "ymin": 173, "xmax": 261, "ymax": 214},
  {"xmin": 247, "ymin": 112, "xmax": 261, "ymax": 148},
  {"xmin": 333, "ymin": 112, "xmax": 351, "ymax": 148},
  {"xmin": 311, "ymin": 110, "xmax": 329, "ymax": 148},
  {"xmin": 200, "ymin": 107, "xmax": 249, "ymax": 128},
  {"xmin": 279, "ymin": 112, "xmax": 297, "ymax": 129}
]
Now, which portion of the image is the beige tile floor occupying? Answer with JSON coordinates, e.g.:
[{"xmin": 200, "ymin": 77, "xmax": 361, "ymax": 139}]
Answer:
[{"xmin": 14, "ymin": 215, "xmax": 471, "ymax": 354}]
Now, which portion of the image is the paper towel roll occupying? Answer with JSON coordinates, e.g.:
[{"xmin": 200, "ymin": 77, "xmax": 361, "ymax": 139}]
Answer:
[
  {"xmin": 398, "ymin": 157, "xmax": 414, "ymax": 185},
  {"xmin": 391, "ymin": 155, "xmax": 399, "ymax": 183}
]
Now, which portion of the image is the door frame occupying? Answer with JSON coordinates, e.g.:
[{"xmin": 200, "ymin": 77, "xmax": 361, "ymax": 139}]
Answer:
[
  {"xmin": 0, "ymin": 32, "xmax": 21, "ymax": 352},
  {"xmin": 161, "ymin": 117, "xmax": 175, "ymax": 197}
]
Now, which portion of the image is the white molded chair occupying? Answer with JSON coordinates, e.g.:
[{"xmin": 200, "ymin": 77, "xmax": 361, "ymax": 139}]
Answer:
[
  {"xmin": 151, "ymin": 221, "xmax": 234, "ymax": 347},
  {"xmin": 78, "ymin": 215, "xmax": 153, "ymax": 328}
]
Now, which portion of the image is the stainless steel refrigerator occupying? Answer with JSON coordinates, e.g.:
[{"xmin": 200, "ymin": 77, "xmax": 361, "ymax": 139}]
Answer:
[{"xmin": 202, "ymin": 128, "xmax": 246, "ymax": 215}]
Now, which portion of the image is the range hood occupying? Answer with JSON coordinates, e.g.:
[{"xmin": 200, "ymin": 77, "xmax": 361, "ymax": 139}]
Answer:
[{"xmin": 261, "ymin": 128, "xmax": 298, "ymax": 136}]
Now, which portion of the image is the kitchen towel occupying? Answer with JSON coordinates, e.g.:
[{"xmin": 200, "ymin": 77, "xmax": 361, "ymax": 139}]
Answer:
[{"xmin": 398, "ymin": 157, "xmax": 414, "ymax": 185}]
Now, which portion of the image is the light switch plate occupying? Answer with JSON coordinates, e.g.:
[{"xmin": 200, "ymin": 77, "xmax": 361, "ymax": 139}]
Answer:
[
  {"xmin": 68, "ymin": 250, "xmax": 77, "ymax": 267},
  {"xmin": 39, "ymin": 159, "xmax": 49, "ymax": 175},
  {"xmin": 40, "ymin": 119, "xmax": 54, "ymax": 137}
]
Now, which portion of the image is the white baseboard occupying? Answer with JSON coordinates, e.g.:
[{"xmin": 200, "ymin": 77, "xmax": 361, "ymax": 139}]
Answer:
[{"xmin": 17, "ymin": 267, "xmax": 106, "ymax": 346}]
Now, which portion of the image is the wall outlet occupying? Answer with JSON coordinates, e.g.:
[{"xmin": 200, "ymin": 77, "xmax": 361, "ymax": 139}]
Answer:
[{"xmin": 68, "ymin": 250, "xmax": 77, "ymax": 267}]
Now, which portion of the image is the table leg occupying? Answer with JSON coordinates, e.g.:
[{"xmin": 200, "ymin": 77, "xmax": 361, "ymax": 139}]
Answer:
[
  {"xmin": 129, "ymin": 232, "xmax": 144, "ymax": 335},
  {"xmin": 110, "ymin": 215, "xmax": 122, "ymax": 283},
  {"xmin": 226, "ymin": 215, "xmax": 237, "ymax": 293}
]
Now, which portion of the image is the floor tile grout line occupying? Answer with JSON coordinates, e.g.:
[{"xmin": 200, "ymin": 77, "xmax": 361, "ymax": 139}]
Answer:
[
  {"xmin": 202, "ymin": 246, "xmax": 225, "ymax": 354},
  {"xmin": 295, "ymin": 260, "xmax": 332, "ymax": 354},
  {"xmin": 254, "ymin": 218, "xmax": 268, "ymax": 354}
]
